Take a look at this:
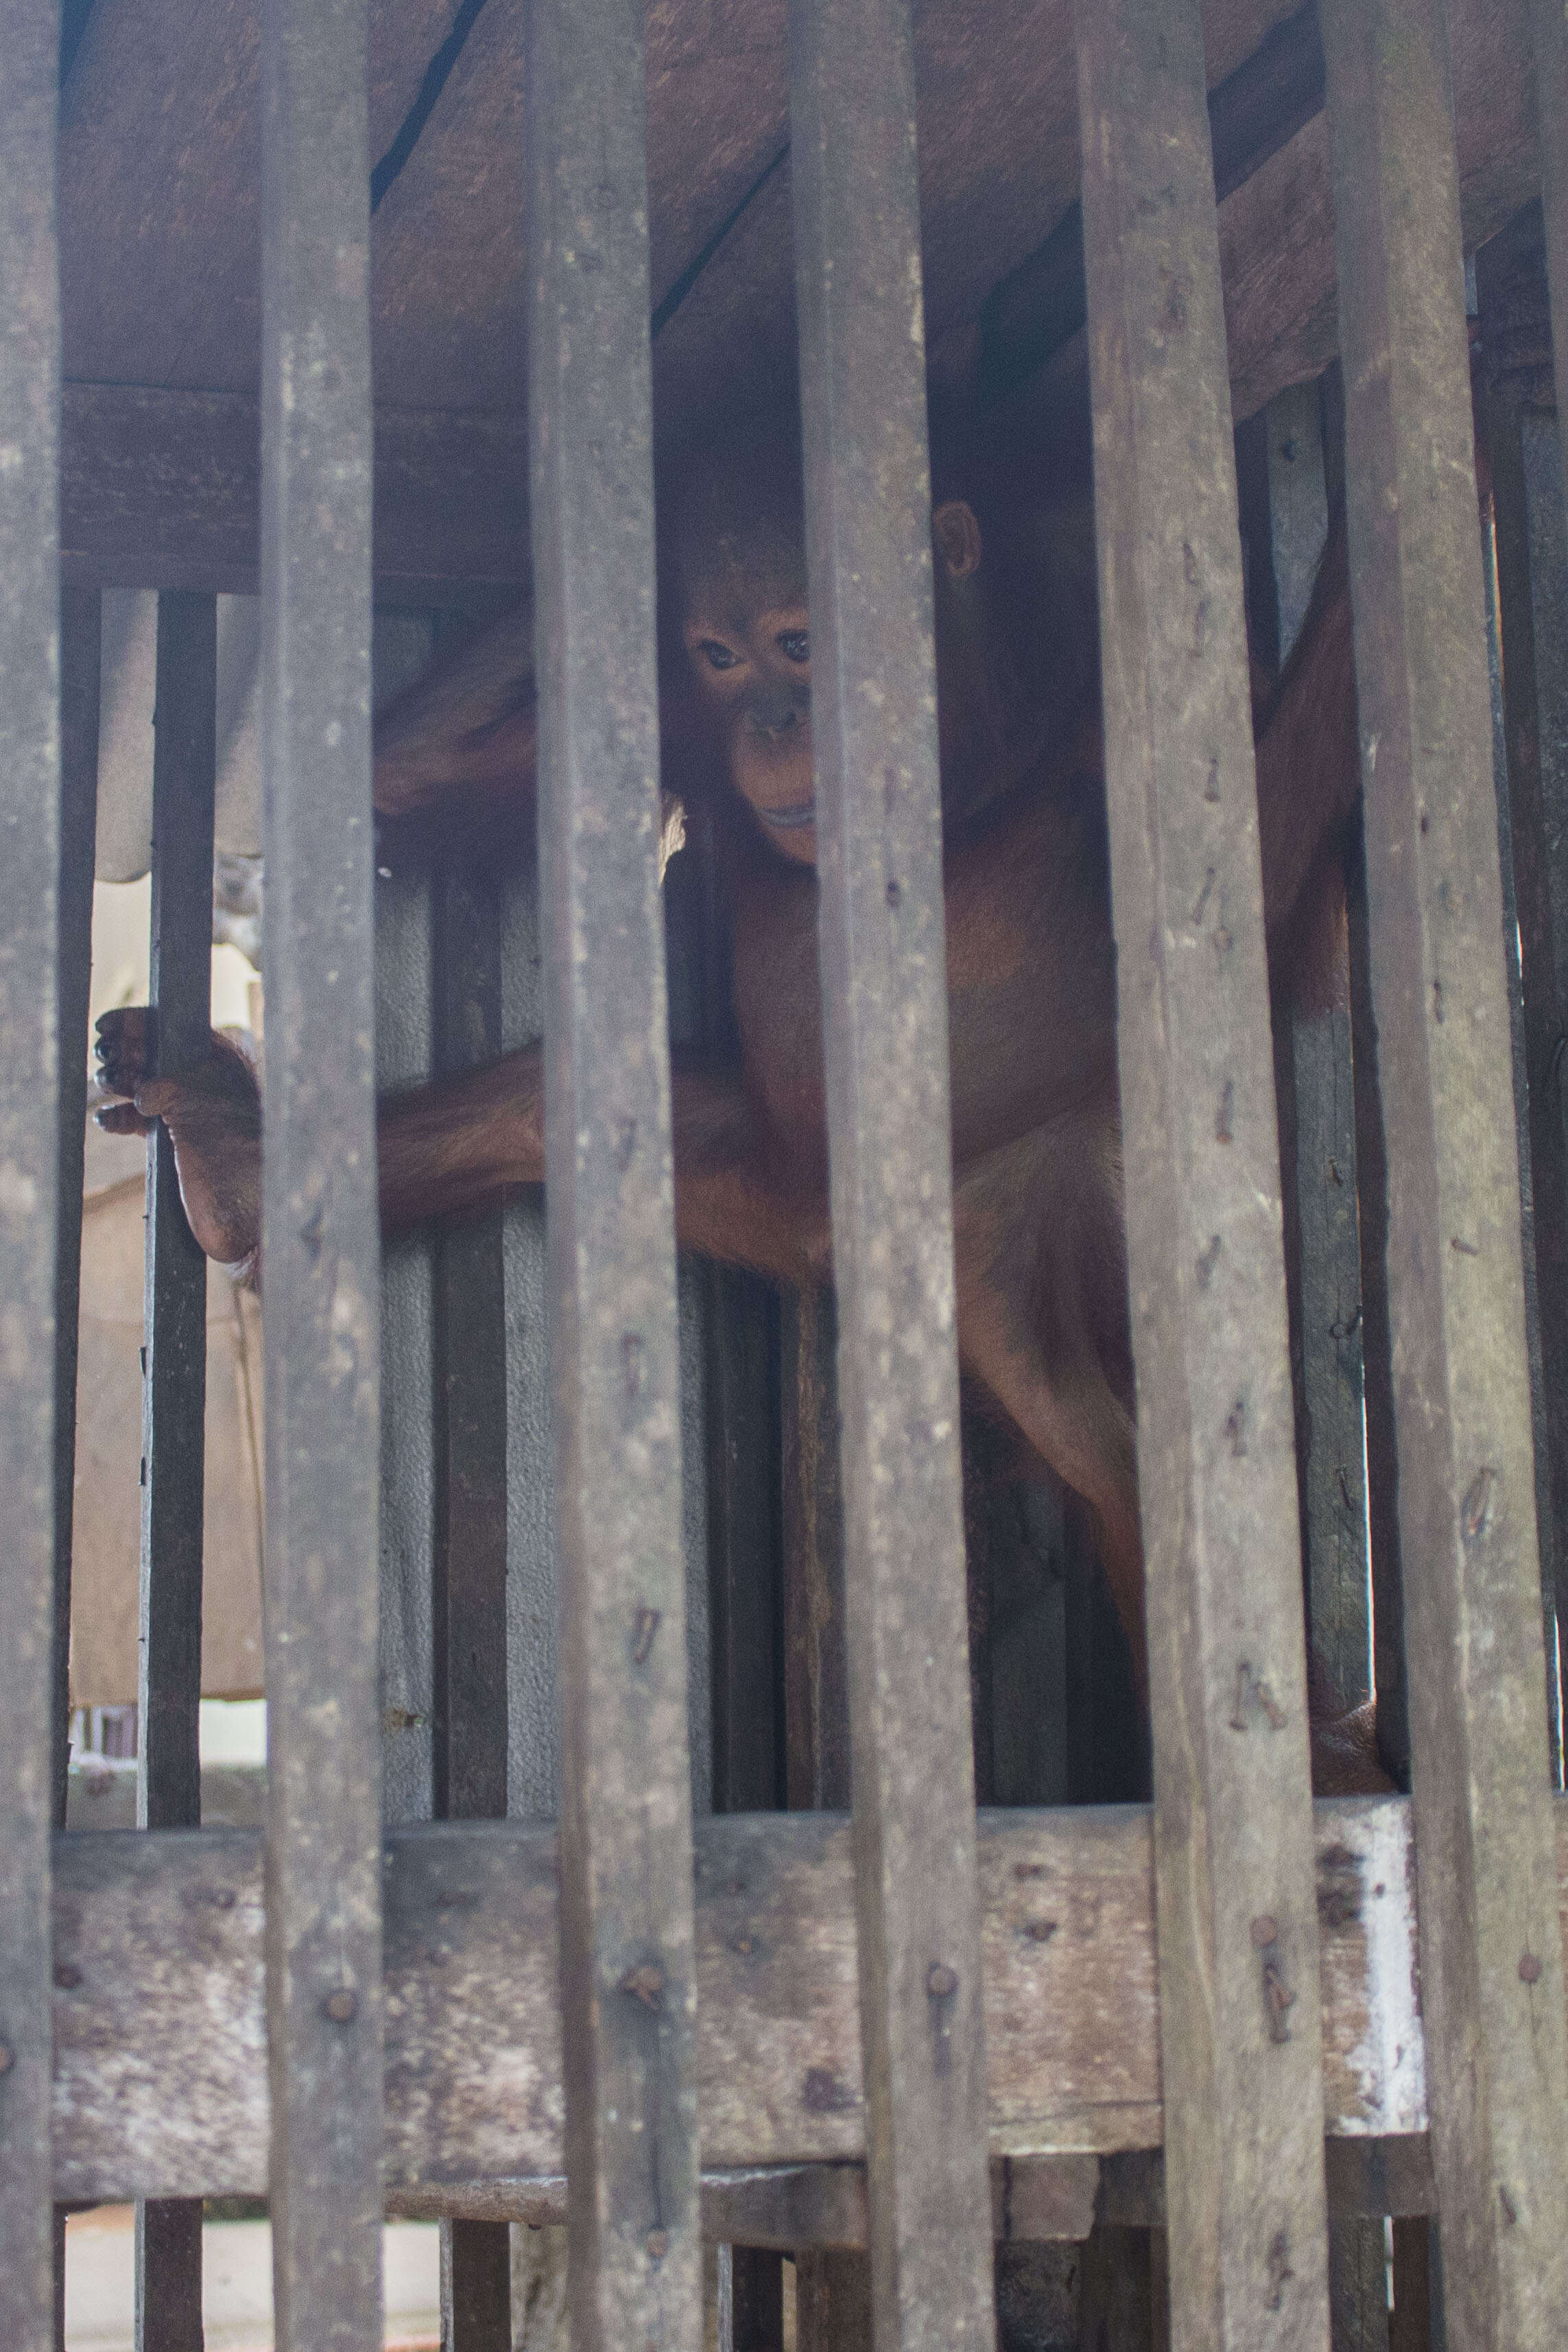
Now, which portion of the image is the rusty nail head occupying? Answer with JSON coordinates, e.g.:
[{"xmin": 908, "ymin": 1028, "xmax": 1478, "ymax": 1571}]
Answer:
[
  {"xmin": 54, "ymin": 1962, "xmax": 82, "ymax": 1990},
  {"xmin": 0, "ymin": 2041, "xmax": 13, "ymax": 2075},
  {"xmin": 323, "ymin": 1988, "xmax": 359, "ymax": 2024},
  {"xmin": 927, "ymin": 1963, "xmax": 958, "ymax": 1999},
  {"xmin": 621, "ymin": 1962, "xmax": 665, "ymax": 2011},
  {"xmin": 631, "ymin": 1605, "xmax": 661, "ymax": 1666},
  {"xmin": 646, "ymin": 2230, "xmax": 669, "ymax": 2263},
  {"xmin": 1250, "ymin": 1915, "xmax": 1279, "ymax": 1950},
  {"xmin": 1519, "ymin": 1951, "xmax": 1543, "ymax": 1985}
]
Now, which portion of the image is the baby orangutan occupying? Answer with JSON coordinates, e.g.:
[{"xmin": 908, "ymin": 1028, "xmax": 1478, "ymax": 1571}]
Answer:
[{"xmin": 97, "ymin": 397, "xmax": 1377, "ymax": 1787}]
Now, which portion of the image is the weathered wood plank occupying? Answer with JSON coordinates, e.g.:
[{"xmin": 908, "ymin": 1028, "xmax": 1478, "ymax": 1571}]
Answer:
[
  {"xmin": 527, "ymin": 0, "xmax": 702, "ymax": 2344},
  {"xmin": 383, "ymin": 2156, "xmax": 1101, "ymax": 2245},
  {"xmin": 52, "ymin": 590, "xmax": 102, "ymax": 1830},
  {"xmin": 0, "ymin": 5, "xmax": 62, "ymax": 2344},
  {"xmin": 139, "ymin": 593, "xmax": 217, "ymax": 1840},
  {"xmin": 1325, "ymin": 0, "xmax": 1568, "ymax": 2333},
  {"xmin": 134, "ymin": 589, "xmax": 217, "ymax": 2352},
  {"xmin": 58, "ymin": 0, "xmax": 462, "ymax": 392},
  {"xmin": 1075, "ymin": 0, "xmax": 1331, "ymax": 2342},
  {"xmin": 51, "ymin": 9, "xmax": 1546, "ymax": 580},
  {"xmin": 58, "ymin": 383, "xmax": 530, "ymax": 597},
  {"xmin": 430, "ymin": 850, "xmax": 511, "ymax": 2351},
  {"xmin": 789, "ymin": 0, "xmax": 996, "ymax": 2342},
  {"xmin": 1220, "ymin": 0, "xmax": 1541, "ymax": 421},
  {"xmin": 259, "ymin": 0, "xmax": 385, "ymax": 2344},
  {"xmin": 1321, "ymin": 0, "xmax": 1568, "ymax": 2342},
  {"xmin": 1528, "ymin": 0, "xmax": 1568, "ymax": 447},
  {"xmin": 1477, "ymin": 338, "xmax": 1568, "ymax": 1777},
  {"xmin": 50, "ymin": 1798, "xmax": 1522, "ymax": 2200}
]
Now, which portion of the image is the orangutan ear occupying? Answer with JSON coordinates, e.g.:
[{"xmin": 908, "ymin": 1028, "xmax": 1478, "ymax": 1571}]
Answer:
[{"xmin": 933, "ymin": 498, "xmax": 983, "ymax": 580}]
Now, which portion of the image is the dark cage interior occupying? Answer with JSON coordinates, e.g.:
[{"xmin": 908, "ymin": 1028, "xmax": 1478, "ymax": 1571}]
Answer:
[{"xmin": 3, "ymin": 1, "xmax": 1568, "ymax": 2350}]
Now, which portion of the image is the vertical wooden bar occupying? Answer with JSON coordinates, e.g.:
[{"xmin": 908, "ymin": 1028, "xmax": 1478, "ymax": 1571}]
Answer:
[
  {"xmin": 1346, "ymin": 828, "xmax": 1412, "ymax": 1786},
  {"xmin": 781, "ymin": 1289, "xmax": 850, "ymax": 1817},
  {"xmin": 53, "ymin": 586, "xmax": 101, "ymax": 1827},
  {"xmin": 0, "ymin": 4, "xmax": 60, "ymax": 2342},
  {"xmin": 1290, "ymin": 957, "xmax": 1370, "ymax": 1711},
  {"xmin": 788, "ymin": 1, "xmax": 995, "ymax": 2344},
  {"xmin": 134, "ymin": 589, "xmax": 217, "ymax": 2352},
  {"xmin": 433, "ymin": 851, "xmax": 512, "ymax": 2349},
  {"xmin": 527, "ymin": 0, "xmax": 702, "ymax": 2342},
  {"xmin": 52, "ymin": 587, "xmax": 99, "ymax": 2352},
  {"xmin": 260, "ymin": 0, "xmax": 383, "ymax": 2343},
  {"xmin": 1074, "ymin": 2, "xmax": 1331, "ymax": 2346},
  {"xmin": 1318, "ymin": 364, "xmax": 1414, "ymax": 1785},
  {"xmin": 1263, "ymin": 383, "xmax": 1373, "ymax": 1715},
  {"xmin": 693, "ymin": 819, "xmax": 787, "ymax": 2350},
  {"xmin": 1530, "ymin": 0, "xmax": 1568, "ymax": 472},
  {"xmin": 375, "ymin": 835, "xmax": 438, "ymax": 1832},
  {"xmin": 1255, "ymin": 383, "xmax": 1383, "ymax": 2345},
  {"xmin": 139, "ymin": 590, "xmax": 216, "ymax": 1839},
  {"xmin": 1320, "ymin": 0, "xmax": 1568, "ymax": 2339},
  {"xmin": 706, "ymin": 1265, "xmax": 781, "ymax": 1816},
  {"xmin": 1476, "ymin": 338, "xmax": 1568, "ymax": 1779},
  {"xmin": 780, "ymin": 1290, "xmax": 869, "ymax": 2352}
]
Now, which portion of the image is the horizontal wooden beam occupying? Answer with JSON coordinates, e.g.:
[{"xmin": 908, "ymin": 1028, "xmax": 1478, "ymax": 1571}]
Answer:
[
  {"xmin": 59, "ymin": 380, "xmax": 529, "ymax": 602},
  {"xmin": 52, "ymin": 1799, "xmax": 1565, "ymax": 2206},
  {"xmin": 379, "ymin": 2137, "xmax": 1436, "ymax": 2242},
  {"xmin": 384, "ymin": 2156, "xmax": 1103, "ymax": 2245}
]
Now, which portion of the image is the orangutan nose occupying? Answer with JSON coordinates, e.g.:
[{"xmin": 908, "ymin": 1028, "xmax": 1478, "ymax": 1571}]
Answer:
[{"xmin": 744, "ymin": 686, "xmax": 809, "ymax": 741}]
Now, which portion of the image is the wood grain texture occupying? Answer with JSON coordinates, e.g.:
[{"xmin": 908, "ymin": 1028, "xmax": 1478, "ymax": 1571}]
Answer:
[
  {"xmin": 58, "ymin": 384, "xmax": 530, "ymax": 597},
  {"xmin": 1076, "ymin": 0, "xmax": 1329, "ymax": 2341},
  {"xmin": 52, "ymin": 589, "xmax": 102, "ymax": 1827},
  {"xmin": 1534, "ymin": 0, "xmax": 1568, "ymax": 452},
  {"xmin": 49, "ymin": 2, "xmax": 1544, "ymax": 476},
  {"xmin": 1222, "ymin": 0, "xmax": 1541, "ymax": 420},
  {"xmin": 259, "ymin": 0, "xmax": 385, "ymax": 2343},
  {"xmin": 134, "ymin": 589, "xmax": 218, "ymax": 2352},
  {"xmin": 788, "ymin": 0, "xmax": 995, "ymax": 2340},
  {"xmin": 0, "ymin": 5, "xmax": 62, "ymax": 2344},
  {"xmin": 527, "ymin": 0, "xmax": 702, "ymax": 2342},
  {"xmin": 54, "ymin": 1798, "xmax": 1568, "ymax": 2202},
  {"xmin": 58, "ymin": 0, "xmax": 461, "ymax": 392},
  {"xmin": 1322, "ymin": 0, "xmax": 1568, "ymax": 2341}
]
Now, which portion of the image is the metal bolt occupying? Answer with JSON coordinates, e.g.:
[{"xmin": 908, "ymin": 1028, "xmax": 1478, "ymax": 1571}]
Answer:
[
  {"xmin": 1519, "ymin": 1951, "xmax": 1543, "ymax": 1986},
  {"xmin": 1250, "ymin": 1915, "xmax": 1278, "ymax": 1950},
  {"xmin": 927, "ymin": 1963, "xmax": 958, "ymax": 1999},
  {"xmin": 323, "ymin": 1988, "xmax": 359, "ymax": 2024}
]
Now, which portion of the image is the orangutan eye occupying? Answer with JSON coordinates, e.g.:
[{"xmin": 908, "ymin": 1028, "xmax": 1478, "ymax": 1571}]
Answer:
[
  {"xmin": 700, "ymin": 640, "xmax": 739, "ymax": 672},
  {"xmin": 776, "ymin": 630, "xmax": 809, "ymax": 665}
]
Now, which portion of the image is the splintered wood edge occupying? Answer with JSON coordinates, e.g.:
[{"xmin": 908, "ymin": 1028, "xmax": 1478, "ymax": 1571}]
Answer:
[{"xmin": 49, "ymin": 1798, "xmax": 1565, "ymax": 2204}]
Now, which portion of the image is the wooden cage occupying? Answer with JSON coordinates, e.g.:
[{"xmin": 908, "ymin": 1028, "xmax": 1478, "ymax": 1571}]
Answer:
[{"xmin": 2, "ymin": 0, "xmax": 1567, "ymax": 2347}]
